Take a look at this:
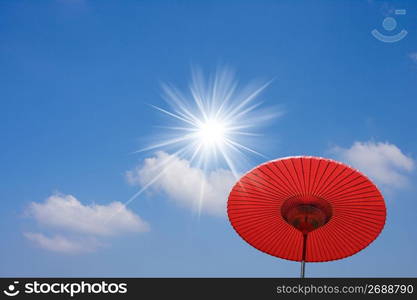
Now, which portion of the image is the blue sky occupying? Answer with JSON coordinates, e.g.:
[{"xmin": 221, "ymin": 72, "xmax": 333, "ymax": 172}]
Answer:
[{"xmin": 1, "ymin": 0, "xmax": 416, "ymax": 277}]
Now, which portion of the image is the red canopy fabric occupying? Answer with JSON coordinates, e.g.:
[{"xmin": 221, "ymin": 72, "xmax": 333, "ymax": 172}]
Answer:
[{"xmin": 227, "ymin": 156, "xmax": 386, "ymax": 262}]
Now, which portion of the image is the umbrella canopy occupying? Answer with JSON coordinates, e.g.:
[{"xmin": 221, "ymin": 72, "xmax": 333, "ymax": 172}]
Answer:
[{"xmin": 228, "ymin": 156, "xmax": 386, "ymax": 262}]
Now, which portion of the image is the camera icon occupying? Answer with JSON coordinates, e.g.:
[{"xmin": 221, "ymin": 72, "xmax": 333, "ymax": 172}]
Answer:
[
  {"xmin": 3, "ymin": 281, "xmax": 20, "ymax": 297},
  {"xmin": 371, "ymin": 9, "xmax": 407, "ymax": 43}
]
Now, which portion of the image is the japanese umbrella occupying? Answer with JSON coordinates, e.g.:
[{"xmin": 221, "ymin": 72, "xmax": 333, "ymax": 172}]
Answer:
[{"xmin": 227, "ymin": 156, "xmax": 386, "ymax": 277}]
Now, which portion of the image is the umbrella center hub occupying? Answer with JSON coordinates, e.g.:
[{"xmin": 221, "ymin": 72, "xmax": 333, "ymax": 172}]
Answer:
[{"xmin": 281, "ymin": 196, "xmax": 332, "ymax": 234}]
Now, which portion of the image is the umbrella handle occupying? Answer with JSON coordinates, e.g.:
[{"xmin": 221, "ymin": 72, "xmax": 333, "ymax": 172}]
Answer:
[{"xmin": 301, "ymin": 233, "xmax": 308, "ymax": 278}]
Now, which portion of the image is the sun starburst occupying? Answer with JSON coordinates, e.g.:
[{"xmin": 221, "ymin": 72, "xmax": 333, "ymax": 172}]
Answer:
[
  {"xmin": 139, "ymin": 67, "xmax": 277, "ymax": 178},
  {"xmin": 123, "ymin": 67, "xmax": 279, "ymax": 214}
]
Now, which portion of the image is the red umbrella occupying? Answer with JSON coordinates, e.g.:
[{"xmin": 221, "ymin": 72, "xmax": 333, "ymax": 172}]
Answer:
[{"xmin": 228, "ymin": 156, "xmax": 386, "ymax": 277}]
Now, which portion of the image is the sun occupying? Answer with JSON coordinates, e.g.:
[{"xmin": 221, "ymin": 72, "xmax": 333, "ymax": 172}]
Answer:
[
  {"xmin": 196, "ymin": 119, "xmax": 228, "ymax": 147},
  {"xmin": 138, "ymin": 67, "xmax": 278, "ymax": 179}
]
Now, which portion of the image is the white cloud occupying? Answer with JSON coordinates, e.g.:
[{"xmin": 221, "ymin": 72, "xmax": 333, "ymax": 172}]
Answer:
[
  {"xmin": 24, "ymin": 232, "xmax": 100, "ymax": 254},
  {"xmin": 127, "ymin": 151, "xmax": 236, "ymax": 216},
  {"xmin": 332, "ymin": 141, "xmax": 414, "ymax": 189},
  {"xmin": 27, "ymin": 194, "xmax": 149, "ymax": 236},
  {"xmin": 409, "ymin": 53, "xmax": 417, "ymax": 64},
  {"xmin": 25, "ymin": 193, "xmax": 149, "ymax": 254}
]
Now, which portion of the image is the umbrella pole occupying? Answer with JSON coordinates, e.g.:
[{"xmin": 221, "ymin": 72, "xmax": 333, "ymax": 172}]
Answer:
[{"xmin": 300, "ymin": 233, "xmax": 307, "ymax": 278}]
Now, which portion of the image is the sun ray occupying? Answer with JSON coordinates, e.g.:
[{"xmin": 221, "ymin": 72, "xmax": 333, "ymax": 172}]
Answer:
[
  {"xmin": 150, "ymin": 105, "xmax": 196, "ymax": 127},
  {"xmin": 133, "ymin": 134, "xmax": 194, "ymax": 153},
  {"xmin": 224, "ymin": 138, "xmax": 269, "ymax": 159},
  {"xmin": 223, "ymin": 80, "xmax": 272, "ymax": 120}
]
